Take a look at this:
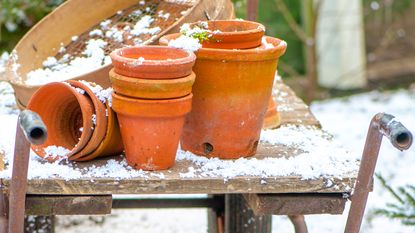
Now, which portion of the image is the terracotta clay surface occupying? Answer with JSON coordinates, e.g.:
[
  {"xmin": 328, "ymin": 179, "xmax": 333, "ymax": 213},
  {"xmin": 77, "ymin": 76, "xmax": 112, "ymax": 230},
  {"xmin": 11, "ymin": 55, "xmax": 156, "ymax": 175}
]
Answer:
[
  {"xmin": 27, "ymin": 82, "xmax": 94, "ymax": 161},
  {"xmin": 76, "ymin": 102, "xmax": 124, "ymax": 162},
  {"xmin": 109, "ymin": 69, "xmax": 195, "ymax": 99},
  {"xmin": 160, "ymin": 35, "xmax": 287, "ymax": 159},
  {"xmin": 110, "ymin": 46, "xmax": 196, "ymax": 79},
  {"xmin": 111, "ymin": 93, "xmax": 192, "ymax": 170},
  {"xmin": 66, "ymin": 80, "xmax": 108, "ymax": 161},
  {"xmin": 190, "ymin": 20, "xmax": 265, "ymax": 49}
]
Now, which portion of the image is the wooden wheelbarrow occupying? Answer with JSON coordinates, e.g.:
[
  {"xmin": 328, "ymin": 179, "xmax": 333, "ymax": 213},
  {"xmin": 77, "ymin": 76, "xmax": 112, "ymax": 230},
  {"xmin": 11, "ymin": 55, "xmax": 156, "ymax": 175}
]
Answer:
[{"xmin": 0, "ymin": 110, "xmax": 412, "ymax": 233}]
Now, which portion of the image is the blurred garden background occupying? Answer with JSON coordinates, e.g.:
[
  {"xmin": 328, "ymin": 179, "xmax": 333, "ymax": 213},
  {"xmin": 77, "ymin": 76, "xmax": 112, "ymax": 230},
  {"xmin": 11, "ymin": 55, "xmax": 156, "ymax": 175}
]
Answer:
[{"xmin": 1, "ymin": 0, "xmax": 415, "ymax": 232}]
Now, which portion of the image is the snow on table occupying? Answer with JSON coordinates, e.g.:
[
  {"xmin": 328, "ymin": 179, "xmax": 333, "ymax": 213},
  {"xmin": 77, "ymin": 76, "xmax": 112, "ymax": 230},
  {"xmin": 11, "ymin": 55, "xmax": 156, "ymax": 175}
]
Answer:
[{"xmin": 0, "ymin": 81, "xmax": 358, "ymax": 195}]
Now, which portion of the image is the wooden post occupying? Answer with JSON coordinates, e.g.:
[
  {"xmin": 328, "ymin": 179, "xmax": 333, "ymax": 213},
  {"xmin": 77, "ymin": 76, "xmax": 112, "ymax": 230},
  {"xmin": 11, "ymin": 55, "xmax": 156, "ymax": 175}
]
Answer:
[
  {"xmin": 224, "ymin": 194, "xmax": 271, "ymax": 233},
  {"xmin": 246, "ymin": 0, "xmax": 260, "ymax": 21}
]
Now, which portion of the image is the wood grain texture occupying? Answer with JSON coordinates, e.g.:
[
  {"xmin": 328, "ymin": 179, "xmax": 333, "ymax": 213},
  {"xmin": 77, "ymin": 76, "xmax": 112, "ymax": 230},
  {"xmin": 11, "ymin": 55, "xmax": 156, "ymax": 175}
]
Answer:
[
  {"xmin": 25, "ymin": 195, "xmax": 112, "ymax": 215},
  {"xmin": 0, "ymin": 82, "xmax": 355, "ymax": 196},
  {"xmin": 244, "ymin": 193, "xmax": 347, "ymax": 215}
]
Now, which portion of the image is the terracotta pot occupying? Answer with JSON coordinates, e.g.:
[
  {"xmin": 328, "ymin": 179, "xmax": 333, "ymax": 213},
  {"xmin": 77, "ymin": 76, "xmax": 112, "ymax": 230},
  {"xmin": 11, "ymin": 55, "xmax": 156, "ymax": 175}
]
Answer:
[
  {"xmin": 27, "ymin": 82, "xmax": 95, "ymax": 161},
  {"xmin": 161, "ymin": 34, "xmax": 287, "ymax": 159},
  {"xmin": 110, "ymin": 46, "xmax": 196, "ymax": 79},
  {"xmin": 109, "ymin": 69, "xmax": 195, "ymax": 99},
  {"xmin": 65, "ymin": 80, "xmax": 108, "ymax": 161},
  {"xmin": 262, "ymin": 97, "xmax": 281, "ymax": 130},
  {"xmin": 112, "ymin": 93, "xmax": 192, "ymax": 170},
  {"xmin": 76, "ymin": 102, "xmax": 124, "ymax": 161},
  {"xmin": 188, "ymin": 20, "xmax": 265, "ymax": 49}
]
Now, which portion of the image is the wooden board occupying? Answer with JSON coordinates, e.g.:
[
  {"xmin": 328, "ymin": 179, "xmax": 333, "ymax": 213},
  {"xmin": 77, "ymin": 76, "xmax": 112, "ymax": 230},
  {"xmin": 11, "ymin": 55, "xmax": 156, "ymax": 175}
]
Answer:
[
  {"xmin": 0, "ymin": 82, "xmax": 355, "ymax": 196},
  {"xmin": 243, "ymin": 193, "xmax": 347, "ymax": 215}
]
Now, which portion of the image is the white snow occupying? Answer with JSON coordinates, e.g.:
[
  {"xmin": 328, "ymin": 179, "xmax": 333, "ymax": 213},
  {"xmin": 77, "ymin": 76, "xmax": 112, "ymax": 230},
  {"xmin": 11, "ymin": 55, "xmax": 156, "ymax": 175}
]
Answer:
[
  {"xmin": 44, "ymin": 146, "xmax": 70, "ymax": 160},
  {"xmin": 168, "ymin": 35, "xmax": 202, "ymax": 52},
  {"xmin": 78, "ymin": 80, "xmax": 113, "ymax": 105},
  {"xmin": 0, "ymin": 51, "xmax": 10, "ymax": 74}
]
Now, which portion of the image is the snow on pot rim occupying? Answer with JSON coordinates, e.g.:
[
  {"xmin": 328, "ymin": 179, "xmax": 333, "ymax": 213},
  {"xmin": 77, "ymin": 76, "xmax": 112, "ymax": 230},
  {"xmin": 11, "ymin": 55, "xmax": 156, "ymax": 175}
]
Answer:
[
  {"xmin": 187, "ymin": 20, "xmax": 266, "ymax": 49},
  {"xmin": 160, "ymin": 34, "xmax": 287, "ymax": 61},
  {"xmin": 110, "ymin": 46, "xmax": 196, "ymax": 79},
  {"xmin": 65, "ymin": 80, "xmax": 109, "ymax": 161}
]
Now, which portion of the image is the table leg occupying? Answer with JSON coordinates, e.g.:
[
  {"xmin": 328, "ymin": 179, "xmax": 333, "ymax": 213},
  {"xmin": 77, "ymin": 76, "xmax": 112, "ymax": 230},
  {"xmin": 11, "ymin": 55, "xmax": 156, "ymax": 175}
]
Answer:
[
  {"xmin": 207, "ymin": 195, "xmax": 225, "ymax": 233},
  {"xmin": 0, "ymin": 190, "xmax": 8, "ymax": 233},
  {"xmin": 224, "ymin": 194, "xmax": 272, "ymax": 233},
  {"xmin": 24, "ymin": 216, "xmax": 55, "ymax": 233}
]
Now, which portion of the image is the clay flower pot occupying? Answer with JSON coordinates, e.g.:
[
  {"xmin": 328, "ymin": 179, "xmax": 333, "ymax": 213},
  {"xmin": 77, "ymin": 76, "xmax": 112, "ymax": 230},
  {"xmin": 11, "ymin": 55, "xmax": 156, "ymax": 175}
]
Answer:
[
  {"xmin": 65, "ymin": 80, "xmax": 108, "ymax": 161},
  {"xmin": 187, "ymin": 20, "xmax": 265, "ymax": 49},
  {"xmin": 110, "ymin": 46, "xmax": 196, "ymax": 79},
  {"xmin": 262, "ymin": 97, "xmax": 281, "ymax": 130},
  {"xmin": 27, "ymin": 82, "xmax": 95, "ymax": 161},
  {"xmin": 111, "ymin": 92, "xmax": 193, "ymax": 170},
  {"xmin": 160, "ymin": 34, "xmax": 287, "ymax": 159},
  {"xmin": 76, "ymin": 102, "xmax": 124, "ymax": 161},
  {"xmin": 109, "ymin": 69, "xmax": 195, "ymax": 99}
]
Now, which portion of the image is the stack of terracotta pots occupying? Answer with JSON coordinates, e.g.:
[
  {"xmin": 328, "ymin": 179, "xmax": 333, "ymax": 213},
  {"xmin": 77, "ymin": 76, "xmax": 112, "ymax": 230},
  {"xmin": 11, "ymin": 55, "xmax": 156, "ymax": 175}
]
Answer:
[
  {"xmin": 109, "ymin": 46, "xmax": 196, "ymax": 170},
  {"xmin": 160, "ymin": 20, "xmax": 287, "ymax": 159},
  {"xmin": 27, "ymin": 81, "xmax": 123, "ymax": 162}
]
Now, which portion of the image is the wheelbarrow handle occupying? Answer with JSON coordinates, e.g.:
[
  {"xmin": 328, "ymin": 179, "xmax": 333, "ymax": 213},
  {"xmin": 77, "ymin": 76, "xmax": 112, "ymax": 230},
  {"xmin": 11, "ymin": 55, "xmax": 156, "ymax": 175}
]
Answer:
[
  {"xmin": 375, "ymin": 113, "xmax": 412, "ymax": 150},
  {"xmin": 18, "ymin": 110, "xmax": 48, "ymax": 145},
  {"xmin": 345, "ymin": 113, "xmax": 412, "ymax": 233}
]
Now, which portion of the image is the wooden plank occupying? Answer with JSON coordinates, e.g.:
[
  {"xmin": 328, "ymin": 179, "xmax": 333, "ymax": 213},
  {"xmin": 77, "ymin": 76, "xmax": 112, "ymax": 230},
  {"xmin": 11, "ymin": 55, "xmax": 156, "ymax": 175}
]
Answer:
[
  {"xmin": 25, "ymin": 195, "xmax": 112, "ymax": 215},
  {"xmin": 367, "ymin": 56, "xmax": 415, "ymax": 82},
  {"xmin": 244, "ymin": 193, "xmax": 347, "ymax": 215},
  {"xmin": 274, "ymin": 82, "xmax": 320, "ymax": 127}
]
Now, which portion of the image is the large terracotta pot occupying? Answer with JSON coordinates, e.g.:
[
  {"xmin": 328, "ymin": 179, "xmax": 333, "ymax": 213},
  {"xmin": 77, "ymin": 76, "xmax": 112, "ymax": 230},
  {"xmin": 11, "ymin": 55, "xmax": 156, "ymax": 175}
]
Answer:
[
  {"xmin": 160, "ymin": 35, "xmax": 286, "ymax": 159},
  {"xmin": 188, "ymin": 20, "xmax": 265, "ymax": 49},
  {"xmin": 109, "ymin": 69, "xmax": 195, "ymax": 99},
  {"xmin": 27, "ymin": 82, "xmax": 95, "ymax": 161},
  {"xmin": 111, "ymin": 93, "xmax": 192, "ymax": 170},
  {"xmin": 110, "ymin": 46, "xmax": 196, "ymax": 79}
]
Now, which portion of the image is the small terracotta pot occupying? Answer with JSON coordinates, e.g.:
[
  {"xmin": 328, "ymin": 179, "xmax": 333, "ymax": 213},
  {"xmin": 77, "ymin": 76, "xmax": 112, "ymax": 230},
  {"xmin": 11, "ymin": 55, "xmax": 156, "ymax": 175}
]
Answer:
[
  {"xmin": 110, "ymin": 46, "xmax": 196, "ymax": 79},
  {"xmin": 109, "ymin": 69, "xmax": 195, "ymax": 99},
  {"xmin": 27, "ymin": 82, "xmax": 95, "ymax": 161},
  {"xmin": 160, "ymin": 34, "xmax": 287, "ymax": 159},
  {"xmin": 65, "ymin": 80, "xmax": 108, "ymax": 161},
  {"xmin": 76, "ymin": 102, "xmax": 124, "ymax": 161},
  {"xmin": 262, "ymin": 97, "xmax": 281, "ymax": 130},
  {"xmin": 188, "ymin": 20, "xmax": 265, "ymax": 49},
  {"xmin": 111, "ymin": 93, "xmax": 192, "ymax": 171}
]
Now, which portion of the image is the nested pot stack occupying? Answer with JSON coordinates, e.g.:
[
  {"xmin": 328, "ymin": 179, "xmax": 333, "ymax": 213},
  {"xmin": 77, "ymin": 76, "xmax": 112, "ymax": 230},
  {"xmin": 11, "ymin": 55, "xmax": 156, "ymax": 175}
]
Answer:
[
  {"xmin": 160, "ymin": 20, "xmax": 287, "ymax": 159},
  {"xmin": 109, "ymin": 46, "xmax": 196, "ymax": 171},
  {"xmin": 27, "ymin": 81, "xmax": 123, "ymax": 162}
]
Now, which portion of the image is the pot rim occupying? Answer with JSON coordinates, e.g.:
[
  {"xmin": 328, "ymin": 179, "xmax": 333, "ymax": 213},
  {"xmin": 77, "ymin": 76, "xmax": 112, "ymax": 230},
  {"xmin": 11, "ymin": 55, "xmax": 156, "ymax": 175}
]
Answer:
[
  {"xmin": 112, "ymin": 92, "xmax": 193, "ymax": 117},
  {"xmin": 27, "ymin": 81, "xmax": 94, "ymax": 159},
  {"xmin": 160, "ymin": 34, "xmax": 287, "ymax": 60},
  {"xmin": 110, "ymin": 45, "xmax": 196, "ymax": 67},
  {"xmin": 190, "ymin": 20, "xmax": 265, "ymax": 37},
  {"xmin": 109, "ymin": 69, "xmax": 196, "ymax": 85}
]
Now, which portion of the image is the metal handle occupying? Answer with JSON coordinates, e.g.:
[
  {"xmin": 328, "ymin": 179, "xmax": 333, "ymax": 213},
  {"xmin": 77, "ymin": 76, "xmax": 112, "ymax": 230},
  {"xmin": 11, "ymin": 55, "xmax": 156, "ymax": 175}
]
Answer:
[
  {"xmin": 345, "ymin": 113, "xmax": 412, "ymax": 233},
  {"xmin": 18, "ymin": 110, "xmax": 48, "ymax": 145},
  {"xmin": 376, "ymin": 113, "xmax": 412, "ymax": 150}
]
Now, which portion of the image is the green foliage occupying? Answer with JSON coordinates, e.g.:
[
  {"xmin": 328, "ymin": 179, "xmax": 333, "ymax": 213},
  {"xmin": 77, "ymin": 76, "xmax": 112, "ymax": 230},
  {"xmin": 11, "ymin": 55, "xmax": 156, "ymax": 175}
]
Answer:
[
  {"xmin": 232, "ymin": 0, "xmax": 305, "ymax": 76},
  {"xmin": 0, "ymin": 0, "xmax": 64, "ymax": 52},
  {"xmin": 375, "ymin": 173, "xmax": 415, "ymax": 225}
]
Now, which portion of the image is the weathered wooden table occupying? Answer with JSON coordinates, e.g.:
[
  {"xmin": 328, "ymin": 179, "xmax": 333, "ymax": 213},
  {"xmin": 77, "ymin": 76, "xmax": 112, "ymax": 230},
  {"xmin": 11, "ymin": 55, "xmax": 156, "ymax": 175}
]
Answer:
[{"xmin": 0, "ymin": 82, "xmax": 358, "ymax": 233}]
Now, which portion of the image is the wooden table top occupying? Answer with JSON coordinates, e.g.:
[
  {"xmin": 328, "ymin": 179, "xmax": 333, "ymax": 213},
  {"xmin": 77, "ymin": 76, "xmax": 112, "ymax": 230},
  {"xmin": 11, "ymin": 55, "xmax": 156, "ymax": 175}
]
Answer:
[{"xmin": 0, "ymin": 81, "xmax": 357, "ymax": 195}]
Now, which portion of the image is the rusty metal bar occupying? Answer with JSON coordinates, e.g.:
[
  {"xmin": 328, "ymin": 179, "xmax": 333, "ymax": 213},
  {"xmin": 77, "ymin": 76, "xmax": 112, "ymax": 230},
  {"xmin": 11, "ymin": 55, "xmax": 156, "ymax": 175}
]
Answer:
[
  {"xmin": 246, "ymin": 0, "xmax": 260, "ymax": 21},
  {"xmin": 289, "ymin": 215, "xmax": 308, "ymax": 233},
  {"xmin": 345, "ymin": 113, "xmax": 412, "ymax": 233},
  {"xmin": 8, "ymin": 111, "xmax": 47, "ymax": 233}
]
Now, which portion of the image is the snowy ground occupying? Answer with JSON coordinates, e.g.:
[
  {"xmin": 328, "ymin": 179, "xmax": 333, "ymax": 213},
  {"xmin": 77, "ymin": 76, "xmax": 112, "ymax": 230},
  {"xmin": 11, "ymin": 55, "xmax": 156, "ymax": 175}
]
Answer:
[{"xmin": 0, "ymin": 80, "xmax": 414, "ymax": 232}]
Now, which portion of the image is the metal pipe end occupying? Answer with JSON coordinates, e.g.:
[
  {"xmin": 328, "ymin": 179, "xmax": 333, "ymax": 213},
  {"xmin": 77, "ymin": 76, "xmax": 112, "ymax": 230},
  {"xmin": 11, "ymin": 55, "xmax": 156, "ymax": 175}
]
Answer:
[
  {"xmin": 378, "ymin": 113, "xmax": 413, "ymax": 151},
  {"xmin": 390, "ymin": 129, "xmax": 412, "ymax": 151},
  {"xmin": 18, "ymin": 110, "xmax": 48, "ymax": 145}
]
